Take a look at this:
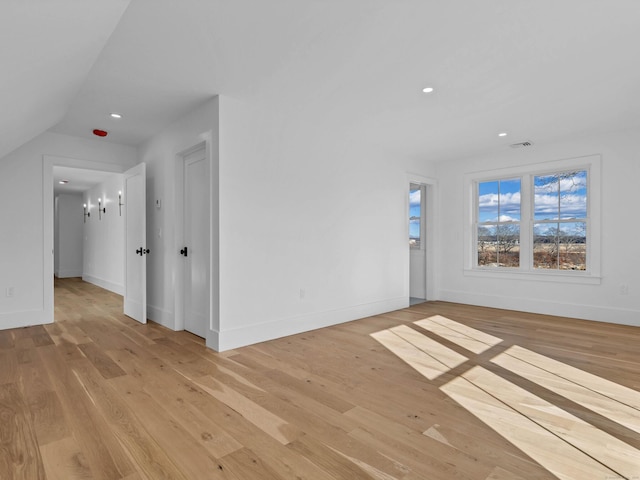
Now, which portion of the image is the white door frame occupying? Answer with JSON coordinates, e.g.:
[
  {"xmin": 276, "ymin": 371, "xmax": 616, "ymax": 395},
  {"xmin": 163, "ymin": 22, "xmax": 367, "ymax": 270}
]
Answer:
[
  {"xmin": 173, "ymin": 142, "xmax": 205, "ymax": 332},
  {"xmin": 173, "ymin": 135, "xmax": 218, "ymax": 345},
  {"xmin": 43, "ymin": 155, "xmax": 127, "ymax": 324},
  {"xmin": 406, "ymin": 173, "xmax": 438, "ymax": 301}
]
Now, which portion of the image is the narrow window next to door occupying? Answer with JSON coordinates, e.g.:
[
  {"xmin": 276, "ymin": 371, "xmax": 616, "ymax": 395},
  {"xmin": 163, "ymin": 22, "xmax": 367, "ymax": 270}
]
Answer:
[{"xmin": 410, "ymin": 184, "xmax": 422, "ymax": 249}]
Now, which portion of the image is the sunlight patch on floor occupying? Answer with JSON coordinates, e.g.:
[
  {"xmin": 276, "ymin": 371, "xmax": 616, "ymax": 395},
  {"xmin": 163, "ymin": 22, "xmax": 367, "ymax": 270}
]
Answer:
[
  {"xmin": 492, "ymin": 345, "xmax": 640, "ymax": 435},
  {"xmin": 414, "ymin": 315, "xmax": 502, "ymax": 354},
  {"xmin": 371, "ymin": 326, "xmax": 467, "ymax": 381},
  {"xmin": 371, "ymin": 316, "xmax": 640, "ymax": 480}
]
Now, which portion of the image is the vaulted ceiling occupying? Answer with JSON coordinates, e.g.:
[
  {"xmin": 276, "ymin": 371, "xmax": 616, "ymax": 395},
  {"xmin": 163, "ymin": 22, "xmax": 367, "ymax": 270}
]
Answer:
[{"xmin": 3, "ymin": 0, "xmax": 640, "ymax": 162}]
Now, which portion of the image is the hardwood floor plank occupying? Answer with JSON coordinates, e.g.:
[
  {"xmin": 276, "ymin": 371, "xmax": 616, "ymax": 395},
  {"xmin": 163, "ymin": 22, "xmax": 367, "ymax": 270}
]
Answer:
[
  {"xmin": 0, "ymin": 383, "xmax": 46, "ymax": 480},
  {"xmin": 77, "ymin": 342, "xmax": 127, "ymax": 379},
  {"xmin": 36, "ymin": 345, "xmax": 136, "ymax": 480},
  {"xmin": 191, "ymin": 374, "xmax": 299, "ymax": 445},
  {"xmin": 287, "ymin": 436, "xmax": 375, "ymax": 480},
  {"xmin": 218, "ymin": 447, "xmax": 285, "ymax": 480},
  {"xmin": 69, "ymin": 361, "xmax": 190, "ymax": 480},
  {"xmin": 110, "ymin": 371, "xmax": 244, "ymax": 460},
  {"xmin": 30, "ymin": 326, "xmax": 55, "ymax": 348},
  {"xmin": 0, "ymin": 349, "xmax": 18, "ymax": 385},
  {"xmin": 39, "ymin": 436, "xmax": 94, "ymax": 480},
  {"xmin": 24, "ymin": 390, "xmax": 69, "ymax": 446}
]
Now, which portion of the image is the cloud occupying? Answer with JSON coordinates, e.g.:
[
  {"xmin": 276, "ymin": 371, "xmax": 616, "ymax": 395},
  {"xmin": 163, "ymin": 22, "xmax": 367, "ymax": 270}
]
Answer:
[
  {"xmin": 534, "ymin": 193, "xmax": 586, "ymax": 217},
  {"xmin": 478, "ymin": 192, "xmax": 521, "ymax": 215},
  {"xmin": 409, "ymin": 190, "xmax": 421, "ymax": 207},
  {"xmin": 481, "ymin": 214, "xmax": 518, "ymax": 223}
]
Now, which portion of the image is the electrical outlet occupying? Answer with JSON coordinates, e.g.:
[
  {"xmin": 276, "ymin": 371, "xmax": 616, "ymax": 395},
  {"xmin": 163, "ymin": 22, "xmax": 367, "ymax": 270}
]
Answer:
[{"xmin": 619, "ymin": 283, "xmax": 629, "ymax": 295}]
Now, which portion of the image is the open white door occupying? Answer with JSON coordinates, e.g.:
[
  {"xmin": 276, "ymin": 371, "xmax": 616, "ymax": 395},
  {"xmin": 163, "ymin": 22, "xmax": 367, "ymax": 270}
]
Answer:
[{"xmin": 124, "ymin": 163, "xmax": 147, "ymax": 323}]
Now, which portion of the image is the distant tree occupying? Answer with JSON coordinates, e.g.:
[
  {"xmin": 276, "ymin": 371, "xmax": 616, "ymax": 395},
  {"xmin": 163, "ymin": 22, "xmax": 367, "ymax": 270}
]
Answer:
[
  {"xmin": 496, "ymin": 223, "xmax": 519, "ymax": 255},
  {"xmin": 477, "ymin": 226, "xmax": 494, "ymax": 265}
]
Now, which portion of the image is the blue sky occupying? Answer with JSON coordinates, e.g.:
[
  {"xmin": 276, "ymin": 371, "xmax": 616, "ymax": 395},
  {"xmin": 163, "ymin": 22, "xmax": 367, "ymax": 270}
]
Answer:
[
  {"xmin": 478, "ymin": 171, "xmax": 587, "ymax": 225},
  {"xmin": 478, "ymin": 178, "xmax": 521, "ymax": 223},
  {"xmin": 534, "ymin": 171, "xmax": 587, "ymax": 220},
  {"xmin": 409, "ymin": 188, "xmax": 421, "ymax": 238}
]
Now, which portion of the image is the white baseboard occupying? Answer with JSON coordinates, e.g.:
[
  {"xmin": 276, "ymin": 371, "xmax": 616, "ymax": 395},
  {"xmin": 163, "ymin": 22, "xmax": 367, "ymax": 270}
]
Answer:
[
  {"xmin": 438, "ymin": 289, "xmax": 640, "ymax": 327},
  {"xmin": 216, "ymin": 296, "xmax": 409, "ymax": 352},
  {"xmin": 82, "ymin": 274, "xmax": 124, "ymax": 296},
  {"xmin": 56, "ymin": 270, "xmax": 83, "ymax": 279},
  {"xmin": 147, "ymin": 303, "xmax": 175, "ymax": 330},
  {"xmin": 0, "ymin": 309, "xmax": 53, "ymax": 330}
]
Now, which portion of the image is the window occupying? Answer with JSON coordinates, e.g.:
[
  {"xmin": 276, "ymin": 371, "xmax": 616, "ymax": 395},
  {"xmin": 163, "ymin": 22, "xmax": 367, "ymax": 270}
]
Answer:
[
  {"xmin": 477, "ymin": 178, "xmax": 521, "ymax": 267},
  {"xmin": 465, "ymin": 155, "xmax": 600, "ymax": 282},
  {"xmin": 409, "ymin": 184, "xmax": 422, "ymax": 248},
  {"xmin": 533, "ymin": 171, "xmax": 587, "ymax": 270}
]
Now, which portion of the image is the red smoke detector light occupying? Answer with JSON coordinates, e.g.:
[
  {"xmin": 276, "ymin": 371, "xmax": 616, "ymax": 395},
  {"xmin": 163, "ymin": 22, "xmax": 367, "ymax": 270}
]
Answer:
[{"xmin": 93, "ymin": 129, "xmax": 108, "ymax": 137}]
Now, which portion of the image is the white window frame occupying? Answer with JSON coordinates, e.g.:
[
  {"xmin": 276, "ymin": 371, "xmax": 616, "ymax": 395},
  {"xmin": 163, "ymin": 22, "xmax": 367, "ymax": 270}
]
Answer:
[{"xmin": 463, "ymin": 154, "xmax": 601, "ymax": 285}]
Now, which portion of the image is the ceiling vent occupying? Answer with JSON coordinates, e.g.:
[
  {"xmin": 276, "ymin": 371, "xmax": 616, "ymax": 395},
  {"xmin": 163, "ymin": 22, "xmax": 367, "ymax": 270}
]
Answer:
[{"xmin": 509, "ymin": 141, "xmax": 533, "ymax": 148}]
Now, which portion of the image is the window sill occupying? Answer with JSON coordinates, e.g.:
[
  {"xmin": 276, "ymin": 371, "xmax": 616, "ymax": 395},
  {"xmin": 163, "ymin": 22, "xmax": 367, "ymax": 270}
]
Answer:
[{"xmin": 463, "ymin": 268, "xmax": 601, "ymax": 285}]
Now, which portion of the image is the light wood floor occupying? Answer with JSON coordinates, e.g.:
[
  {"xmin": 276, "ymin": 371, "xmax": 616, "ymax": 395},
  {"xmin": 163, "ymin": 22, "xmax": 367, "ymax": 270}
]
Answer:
[{"xmin": 1, "ymin": 277, "xmax": 639, "ymax": 479}]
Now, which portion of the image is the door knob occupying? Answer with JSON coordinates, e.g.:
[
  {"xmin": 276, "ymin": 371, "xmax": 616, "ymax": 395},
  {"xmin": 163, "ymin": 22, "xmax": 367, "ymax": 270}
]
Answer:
[
  {"xmin": 180, "ymin": 247, "xmax": 188, "ymax": 257},
  {"xmin": 136, "ymin": 247, "xmax": 150, "ymax": 256}
]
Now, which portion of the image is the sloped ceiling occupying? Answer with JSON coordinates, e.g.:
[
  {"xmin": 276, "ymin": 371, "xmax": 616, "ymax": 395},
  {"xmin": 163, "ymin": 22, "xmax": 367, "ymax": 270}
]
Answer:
[
  {"xmin": 4, "ymin": 0, "xmax": 640, "ymax": 162},
  {"xmin": 0, "ymin": 0, "xmax": 131, "ymax": 159}
]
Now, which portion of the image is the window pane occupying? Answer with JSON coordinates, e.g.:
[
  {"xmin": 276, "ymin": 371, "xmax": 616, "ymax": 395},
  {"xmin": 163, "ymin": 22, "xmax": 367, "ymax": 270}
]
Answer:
[
  {"xmin": 533, "ymin": 222, "xmax": 586, "ymax": 270},
  {"xmin": 496, "ymin": 223, "xmax": 520, "ymax": 267},
  {"xmin": 409, "ymin": 187, "xmax": 421, "ymax": 248},
  {"xmin": 477, "ymin": 178, "xmax": 521, "ymax": 268},
  {"xmin": 478, "ymin": 181, "xmax": 499, "ymax": 223},
  {"xmin": 534, "ymin": 174, "xmax": 559, "ymax": 221},
  {"xmin": 533, "ymin": 223, "xmax": 559, "ymax": 269},
  {"xmin": 558, "ymin": 222, "xmax": 586, "ymax": 270},
  {"xmin": 559, "ymin": 170, "xmax": 587, "ymax": 219},
  {"xmin": 477, "ymin": 225, "xmax": 497, "ymax": 266},
  {"xmin": 498, "ymin": 178, "xmax": 521, "ymax": 221}
]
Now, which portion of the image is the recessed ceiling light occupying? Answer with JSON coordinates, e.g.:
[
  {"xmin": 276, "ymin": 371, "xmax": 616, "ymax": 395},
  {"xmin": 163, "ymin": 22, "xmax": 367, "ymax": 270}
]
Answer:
[
  {"xmin": 422, "ymin": 87, "xmax": 434, "ymax": 93},
  {"xmin": 59, "ymin": 180, "xmax": 69, "ymax": 184},
  {"xmin": 110, "ymin": 113, "xmax": 122, "ymax": 119},
  {"xmin": 498, "ymin": 132, "xmax": 507, "ymax": 137}
]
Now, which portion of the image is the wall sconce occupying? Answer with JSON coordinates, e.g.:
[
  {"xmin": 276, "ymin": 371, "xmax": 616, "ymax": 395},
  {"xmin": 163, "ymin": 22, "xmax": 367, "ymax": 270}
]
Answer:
[
  {"xmin": 83, "ymin": 203, "xmax": 90, "ymax": 223},
  {"xmin": 98, "ymin": 198, "xmax": 106, "ymax": 220},
  {"xmin": 118, "ymin": 190, "xmax": 124, "ymax": 216}
]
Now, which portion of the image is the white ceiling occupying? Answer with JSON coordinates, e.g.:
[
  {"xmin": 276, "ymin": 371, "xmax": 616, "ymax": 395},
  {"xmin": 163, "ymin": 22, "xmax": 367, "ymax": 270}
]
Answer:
[
  {"xmin": 3, "ymin": 0, "xmax": 640, "ymax": 164},
  {"xmin": 53, "ymin": 166, "xmax": 119, "ymax": 195}
]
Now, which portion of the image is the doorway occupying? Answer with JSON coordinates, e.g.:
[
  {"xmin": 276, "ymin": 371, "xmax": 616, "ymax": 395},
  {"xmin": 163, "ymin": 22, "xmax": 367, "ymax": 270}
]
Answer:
[
  {"xmin": 44, "ymin": 156, "xmax": 147, "ymax": 325},
  {"xmin": 409, "ymin": 183, "xmax": 426, "ymax": 304},
  {"xmin": 407, "ymin": 174, "xmax": 437, "ymax": 305}
]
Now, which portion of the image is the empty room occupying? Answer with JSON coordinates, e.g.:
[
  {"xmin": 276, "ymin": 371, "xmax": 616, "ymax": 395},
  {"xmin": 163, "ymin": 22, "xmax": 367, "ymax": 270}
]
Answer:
[{"xmin": 1, "ymin": 1, "xmax": 639, "ymax": 479}]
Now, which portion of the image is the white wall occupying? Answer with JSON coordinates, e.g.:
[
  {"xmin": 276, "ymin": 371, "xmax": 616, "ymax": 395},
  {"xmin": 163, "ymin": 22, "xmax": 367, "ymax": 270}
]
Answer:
[
  {"xmin": 0, "ymin": 131, "xmax": 137, "ymax": 330},
  {"xmin": 54, "ymin": 193, "xmax": 84, "ymax": 278},
  {"xmin": 137, "ymin": 97, "xmax": 219, "ymax": 343},
  {"xmin": 82, "ymin": 174, "xmax": 125, "ymax": 294},
  {"xmin": 436, "ymin": 128, "xmax": 640, "ymax": 327},
  {"xmin": 216, "ymin": 96, "xmax": 436, "ymax": 350}
]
